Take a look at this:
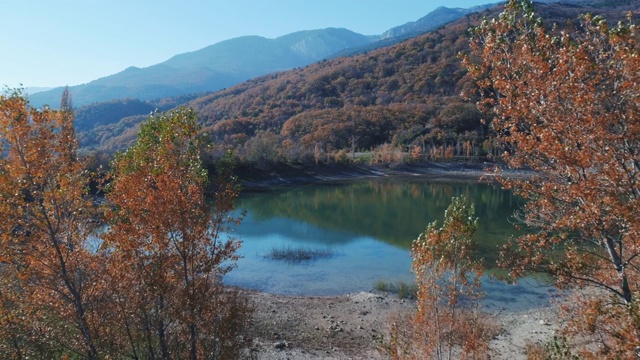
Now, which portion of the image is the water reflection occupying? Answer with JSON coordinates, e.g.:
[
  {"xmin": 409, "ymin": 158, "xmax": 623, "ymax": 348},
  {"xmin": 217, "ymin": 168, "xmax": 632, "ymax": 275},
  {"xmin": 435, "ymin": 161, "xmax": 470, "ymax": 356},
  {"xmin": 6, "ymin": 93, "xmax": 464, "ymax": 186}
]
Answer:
[
  {"xmin": 224, "ymin": 177, "xmax": 552, "ymax": 308},
  {"xmin": 237, "ymin": 178, "xmax": 523, "ymax": 265}
]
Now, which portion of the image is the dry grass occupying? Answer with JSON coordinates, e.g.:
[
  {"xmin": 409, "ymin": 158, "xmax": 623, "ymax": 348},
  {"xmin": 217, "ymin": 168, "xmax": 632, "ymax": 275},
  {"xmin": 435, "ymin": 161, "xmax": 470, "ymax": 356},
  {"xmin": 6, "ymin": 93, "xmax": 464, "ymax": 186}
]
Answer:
[{"xmin": 264, "ymin": 245, "xmax": 335, "ymax": 263}]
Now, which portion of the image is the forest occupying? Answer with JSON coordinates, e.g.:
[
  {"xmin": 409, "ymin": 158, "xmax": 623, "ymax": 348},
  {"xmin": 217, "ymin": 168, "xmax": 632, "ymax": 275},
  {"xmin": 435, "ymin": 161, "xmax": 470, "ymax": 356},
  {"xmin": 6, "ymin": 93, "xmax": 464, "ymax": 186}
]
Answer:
[
  {"xmin": 74, "ymin": 1, "xmax": 636, "ymax": 173},
  {"xmin": 0, "ymin": 0, "xmax": 638, "ymax": 358}
]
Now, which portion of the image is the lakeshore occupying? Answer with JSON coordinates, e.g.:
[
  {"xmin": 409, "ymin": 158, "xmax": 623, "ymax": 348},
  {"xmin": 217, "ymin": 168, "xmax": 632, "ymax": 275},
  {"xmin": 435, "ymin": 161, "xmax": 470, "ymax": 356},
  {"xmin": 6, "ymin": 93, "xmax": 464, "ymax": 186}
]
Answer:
[
  {"xmin": 235, "ymin": 162, "xmax": 534, "ymax": 191},
  {"xmin": 245, "ymin": 289, "xmax": 560, "ymax": 359},
  {"xmin": 232, "ymin": 163, "xmax": 555, "ymax": 359}
]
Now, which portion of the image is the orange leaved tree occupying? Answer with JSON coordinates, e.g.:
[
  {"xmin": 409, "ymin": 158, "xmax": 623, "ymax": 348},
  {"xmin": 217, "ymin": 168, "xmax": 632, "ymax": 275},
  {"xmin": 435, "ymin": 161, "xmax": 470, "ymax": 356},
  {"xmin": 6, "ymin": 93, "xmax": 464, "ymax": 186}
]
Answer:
[
  {"xmin": 384, "ymin": 196, "xmax": 490, "ymax": 359},
  {"xmin": 466, "ymin": 0, "xmax": 640, "ymax": 357},
  {"xmin": 0, "ymin": 90, "xmax": 103, "ymax": 358},
  {"xmin": 102, "ymin": 108, "xmax": 248, "ymax": 359}
]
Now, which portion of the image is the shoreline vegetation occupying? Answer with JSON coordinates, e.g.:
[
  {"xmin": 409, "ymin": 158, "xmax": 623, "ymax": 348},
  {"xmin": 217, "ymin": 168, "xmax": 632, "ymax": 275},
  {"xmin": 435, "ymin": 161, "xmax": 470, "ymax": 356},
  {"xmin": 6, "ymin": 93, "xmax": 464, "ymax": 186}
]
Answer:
[{"xmin": 263, "ymin": 245, "xmax": 336, "ymax": 263}]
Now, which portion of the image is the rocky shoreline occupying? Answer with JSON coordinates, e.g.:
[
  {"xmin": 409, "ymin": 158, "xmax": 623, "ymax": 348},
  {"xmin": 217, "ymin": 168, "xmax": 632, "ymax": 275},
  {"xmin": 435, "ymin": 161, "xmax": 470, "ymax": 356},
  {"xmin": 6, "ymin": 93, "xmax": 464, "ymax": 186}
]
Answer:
[
  {"xmin": 237, "ymin": 161, "xmax": 533, "ymax": 191},
  {"xmin": 245, "ymin": 289, "xmax": 559, "ymax": 359}
]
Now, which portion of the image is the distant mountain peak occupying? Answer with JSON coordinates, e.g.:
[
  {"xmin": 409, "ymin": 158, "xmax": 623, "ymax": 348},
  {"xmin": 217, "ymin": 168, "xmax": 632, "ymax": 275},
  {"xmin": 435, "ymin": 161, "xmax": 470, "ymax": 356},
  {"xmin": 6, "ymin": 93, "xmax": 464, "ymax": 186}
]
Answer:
[
  {"xmin": 380, "ymin": 4, "xmax": 497, "ymax": 41},
  {"xmin": 27, "ymin": 2, "xmax": 503, "ymax": 108}
]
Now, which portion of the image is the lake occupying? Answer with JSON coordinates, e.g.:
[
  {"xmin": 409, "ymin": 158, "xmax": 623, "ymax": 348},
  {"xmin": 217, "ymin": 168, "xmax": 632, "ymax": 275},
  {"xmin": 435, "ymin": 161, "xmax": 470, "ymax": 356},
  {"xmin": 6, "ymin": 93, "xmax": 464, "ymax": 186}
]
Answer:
[{"xmin": 224, "ymin": 177, "xmax": 556, "ymax": 310}]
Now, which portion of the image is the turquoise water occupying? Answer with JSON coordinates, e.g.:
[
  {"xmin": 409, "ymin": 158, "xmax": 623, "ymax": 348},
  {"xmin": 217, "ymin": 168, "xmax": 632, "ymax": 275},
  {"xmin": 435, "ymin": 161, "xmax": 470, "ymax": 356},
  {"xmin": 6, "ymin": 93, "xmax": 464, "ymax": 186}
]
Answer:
[{"xmin": 224, "ymin": 178, "xmax": 556, "ymax": 309}]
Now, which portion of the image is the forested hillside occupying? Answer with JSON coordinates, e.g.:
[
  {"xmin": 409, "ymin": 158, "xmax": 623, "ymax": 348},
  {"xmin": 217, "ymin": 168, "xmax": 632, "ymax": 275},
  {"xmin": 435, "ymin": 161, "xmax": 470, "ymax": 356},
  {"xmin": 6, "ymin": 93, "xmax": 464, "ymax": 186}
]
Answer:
[
  {"xmin": 87, "ymin": 0, "xmax": 637, "ymax": 165},
  {"xmin": 99, "ymin": 8, "xmax": 493, "ymax": 160},
  {"xmin": 28, "ymin": 28, "xmax": 374, "ymax": 108},
  {"xmin": 75, "ymin": 93, "xmax": 203, "ymax": 151}
]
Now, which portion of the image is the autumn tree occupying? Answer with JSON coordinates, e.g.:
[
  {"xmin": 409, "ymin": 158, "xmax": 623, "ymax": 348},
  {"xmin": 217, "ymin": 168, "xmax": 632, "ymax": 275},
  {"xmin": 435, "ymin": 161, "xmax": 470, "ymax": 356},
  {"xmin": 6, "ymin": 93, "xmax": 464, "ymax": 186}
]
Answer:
[
  {"xmin": 0, "ymin": 90, "xmax": 102, "ymax": 358},
  {"xmin": 466, "ymin": 1, "xmax": 640, "ymax": 357},
  {"xmin": 102, "ymin": 107, "xmax": 249, "ymax": 359},
  {"xmin": 383, "ymin": 196, "xmax": 491, "ymax": 359}
]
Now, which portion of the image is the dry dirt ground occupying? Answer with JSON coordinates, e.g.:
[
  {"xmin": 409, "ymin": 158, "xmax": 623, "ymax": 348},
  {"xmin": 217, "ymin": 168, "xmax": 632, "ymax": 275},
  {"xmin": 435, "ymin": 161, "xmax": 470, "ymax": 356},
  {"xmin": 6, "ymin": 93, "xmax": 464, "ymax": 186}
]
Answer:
[{"xmin": 244, "ymin": 290, "xmax": 559, "ymax": 359}]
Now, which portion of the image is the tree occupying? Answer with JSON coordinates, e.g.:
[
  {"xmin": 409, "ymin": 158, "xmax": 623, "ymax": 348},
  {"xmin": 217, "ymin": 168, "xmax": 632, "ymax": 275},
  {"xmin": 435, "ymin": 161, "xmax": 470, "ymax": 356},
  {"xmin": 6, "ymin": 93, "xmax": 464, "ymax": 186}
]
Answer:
[
  {"xmin": 383, "ymin": 196, "xmax": 490, "ymax": 359},
  {"xmin": 0, "ymin": 90, "xmax": 102, "ymax": 358},
  {"xmin": 102, "ymin": 108, "xmax": 249, "ymax": 359},
  {"xmin": 466, "ymin": 1, "xmax": 639, "ymax": 356},
  {"xmin": 60, "ymin": 85, "xmax": 73, "ymax": 112}
]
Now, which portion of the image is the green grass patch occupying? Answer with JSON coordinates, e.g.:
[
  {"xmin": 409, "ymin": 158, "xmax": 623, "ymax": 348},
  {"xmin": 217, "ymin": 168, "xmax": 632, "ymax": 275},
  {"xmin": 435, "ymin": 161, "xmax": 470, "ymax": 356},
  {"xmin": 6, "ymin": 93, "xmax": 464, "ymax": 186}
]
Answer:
[
  {"xmin": 264, "ymin": 245, "xmax": 335, "ymax": 263},
  {"xmin": 374, "ymin": 279, "xmax": 418, "ymax": 300}
]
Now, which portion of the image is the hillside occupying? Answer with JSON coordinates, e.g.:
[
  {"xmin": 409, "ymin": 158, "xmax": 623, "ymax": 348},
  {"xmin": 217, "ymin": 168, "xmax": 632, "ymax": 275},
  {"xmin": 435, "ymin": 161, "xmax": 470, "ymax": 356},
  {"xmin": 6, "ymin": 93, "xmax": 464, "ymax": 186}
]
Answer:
[
  {"xmin": 74, "ymin": 93, "xmax": 203, "ymax": 150},
  {"xmin": 82, "ymin": 0, "xmax": 638, "ymax": 160},
  {"xmin": 182, "ymin": 16, "xmax": 484, "ymax": 165},
  {"xmin": 27, "ymin": 4, "xmax": 496, "ymax": 109},
  {"xmin": 380, "ymin": 4, "xmax": 496, "ymax": 40},
  {"xmin": 28, "ymin": 28, "xmax": 374, "ymax": 108},
  {"xmin": 94, "ymin": 5, "xmax": 496, "ymax": 157},
  {"xmin": 186, "ymin": 1, "xmax": 636, "ymax": 164}
]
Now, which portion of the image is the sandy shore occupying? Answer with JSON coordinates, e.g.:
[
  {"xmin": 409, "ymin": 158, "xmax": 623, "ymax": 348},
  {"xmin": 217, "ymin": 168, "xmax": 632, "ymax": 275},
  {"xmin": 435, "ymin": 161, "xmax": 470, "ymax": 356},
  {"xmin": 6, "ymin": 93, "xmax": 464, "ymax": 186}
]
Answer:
[{"xmin": 245, "ymin": 289, "xmax": 559, "ymax": 359}]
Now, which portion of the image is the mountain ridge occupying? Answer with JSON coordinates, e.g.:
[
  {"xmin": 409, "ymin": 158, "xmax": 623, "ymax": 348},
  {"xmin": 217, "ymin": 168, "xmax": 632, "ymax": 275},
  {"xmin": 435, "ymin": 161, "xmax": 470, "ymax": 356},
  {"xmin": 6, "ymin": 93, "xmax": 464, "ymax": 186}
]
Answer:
[
  {"xmin": 81, "ymin": 0, "xmax": 637, "ymax": 157},
  {"xmin": 28, "ymin": 5, "xmax": 493, "ymax": 108}
]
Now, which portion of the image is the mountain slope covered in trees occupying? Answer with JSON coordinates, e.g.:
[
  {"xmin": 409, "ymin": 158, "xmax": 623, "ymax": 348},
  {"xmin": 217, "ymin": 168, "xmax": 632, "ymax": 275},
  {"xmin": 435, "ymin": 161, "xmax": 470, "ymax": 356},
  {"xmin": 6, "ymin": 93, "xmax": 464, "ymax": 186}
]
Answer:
[
  {"xmin": 28, "ymin": 28, "xmax": 373, "ymax": 108},
  {"xmin": 181, "ymin": 1, "xmax": 635, "ymax": 164},
  {"xmin": 83, "ymin": 0, "xmax": 637, "ymax": 161},
  {"xmin": 27, "ymin": 4, "xmax": 497, "ymax": 109}
]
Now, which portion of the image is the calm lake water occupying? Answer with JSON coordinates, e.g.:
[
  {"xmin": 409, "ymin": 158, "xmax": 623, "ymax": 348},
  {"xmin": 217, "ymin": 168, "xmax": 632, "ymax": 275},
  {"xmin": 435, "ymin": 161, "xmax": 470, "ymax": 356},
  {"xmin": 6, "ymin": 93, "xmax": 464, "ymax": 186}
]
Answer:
[{"xmin": 224, "ymin": 177, "xmax": 556, "ymax": 310}]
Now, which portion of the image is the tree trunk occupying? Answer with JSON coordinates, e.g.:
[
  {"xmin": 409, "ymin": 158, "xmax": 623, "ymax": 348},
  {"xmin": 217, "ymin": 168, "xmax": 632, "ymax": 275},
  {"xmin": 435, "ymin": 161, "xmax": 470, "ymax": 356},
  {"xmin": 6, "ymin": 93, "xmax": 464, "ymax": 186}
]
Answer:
[
  {"xmin": 604, "ymin": 237, "xmax": 633, "ymax": 304},
  {"xmin": 51, "ymin": 235, "xmax": 99, "ymax": 360}
]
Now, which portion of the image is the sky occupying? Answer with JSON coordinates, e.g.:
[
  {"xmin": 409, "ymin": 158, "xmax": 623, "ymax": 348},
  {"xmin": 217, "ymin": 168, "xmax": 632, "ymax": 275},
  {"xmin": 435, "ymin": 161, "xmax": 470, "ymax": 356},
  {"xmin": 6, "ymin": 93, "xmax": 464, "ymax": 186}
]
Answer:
[{"xmin": 1, "ymin": 0, "xmax": 493, "ymax": 89}]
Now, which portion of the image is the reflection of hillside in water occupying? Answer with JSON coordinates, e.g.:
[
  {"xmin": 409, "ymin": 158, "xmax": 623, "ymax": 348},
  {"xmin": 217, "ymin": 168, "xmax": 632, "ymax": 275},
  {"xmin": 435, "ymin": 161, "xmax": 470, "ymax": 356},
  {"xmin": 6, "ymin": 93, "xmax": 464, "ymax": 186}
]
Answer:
[
  {"xmin": 236, "ymin": 179, "xmax": 524, "ymax": 265},
  {"xmin": 233, "ymin": 213, "xmax": 357, "ymax": 245}
]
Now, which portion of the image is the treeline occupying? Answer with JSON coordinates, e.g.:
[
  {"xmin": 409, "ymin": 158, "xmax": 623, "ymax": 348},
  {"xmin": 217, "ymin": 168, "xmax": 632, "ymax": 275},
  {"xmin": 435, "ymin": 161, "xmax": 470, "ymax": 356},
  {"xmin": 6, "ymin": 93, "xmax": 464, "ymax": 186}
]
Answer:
[{"xmin": 75, "ymin": 93, "xmax": 205, "ymax": 152}]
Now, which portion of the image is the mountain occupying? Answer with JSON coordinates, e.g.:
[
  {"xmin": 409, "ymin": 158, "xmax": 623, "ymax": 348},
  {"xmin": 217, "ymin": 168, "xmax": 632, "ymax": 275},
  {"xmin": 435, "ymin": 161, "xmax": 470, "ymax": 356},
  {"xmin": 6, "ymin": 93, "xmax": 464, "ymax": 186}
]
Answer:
[
  {"xmin": 25, "ymin": 87, "xmax": 53, "ymax": 95},
  {"xmin": 28, "ymin": 3, "xmax": 504, "ymax": 109},
  {"xmin": 379, "ymin": 5, "xmax": 495, "ymax": 40},
  {"xmin": 28, "ymin": 28, "xmax": 373, "ymax": 108},
  {"xmin": 32, "ymin": 66, "xmax": 235, "ymax": 109},
  {"xmin": 164, "ymin": 28, "xmax": 371, "ymax": 75},
  {"xmin": 80, "ymin": 0, "xmax": 637, "ymax": 156},
  {"xmin": 92, "ymin": 4, "xmax": 504, "ymax": 154},
  {"xmin": 74, "ymin": 93, "xmax": 203, "ymax": 149},
  {"xmin": 305, "ymin": 4, "xmax": 500, "ymax": 59}
]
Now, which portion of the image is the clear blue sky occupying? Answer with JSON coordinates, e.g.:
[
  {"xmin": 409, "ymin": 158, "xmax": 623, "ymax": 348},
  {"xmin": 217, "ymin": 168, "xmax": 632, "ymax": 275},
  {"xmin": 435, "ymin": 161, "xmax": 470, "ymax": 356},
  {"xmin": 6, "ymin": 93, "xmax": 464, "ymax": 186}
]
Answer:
[{"xmin": 1, "ymin": 0, "xmax": 494, "ymax": 88}]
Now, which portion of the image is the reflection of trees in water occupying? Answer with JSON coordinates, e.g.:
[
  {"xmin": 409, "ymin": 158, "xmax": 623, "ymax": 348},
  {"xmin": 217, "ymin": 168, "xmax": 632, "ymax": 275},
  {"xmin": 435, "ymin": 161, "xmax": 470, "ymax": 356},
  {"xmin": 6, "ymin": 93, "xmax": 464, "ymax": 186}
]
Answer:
[
  {"xmin": 232, "ymin": 215, "xmax": 357, "ymax": 245},
  {"xmin": 237, "ymin": 179, "xmax": 522, "ymax": 259}
]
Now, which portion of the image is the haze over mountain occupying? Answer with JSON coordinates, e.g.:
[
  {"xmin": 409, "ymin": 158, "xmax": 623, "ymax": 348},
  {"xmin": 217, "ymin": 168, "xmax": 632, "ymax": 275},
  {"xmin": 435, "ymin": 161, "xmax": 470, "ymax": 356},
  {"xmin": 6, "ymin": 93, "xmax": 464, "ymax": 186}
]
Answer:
[
  {"xmin": 28, "ymin": 5, "xmax": 486, "ymax": 108},
  {"xmin": 29, "ymin": 29, "xmax": 371, "ymax": 108},
  {"xmin": 24, "ymin": 87, "xmax": 53, "ymax": 95}
]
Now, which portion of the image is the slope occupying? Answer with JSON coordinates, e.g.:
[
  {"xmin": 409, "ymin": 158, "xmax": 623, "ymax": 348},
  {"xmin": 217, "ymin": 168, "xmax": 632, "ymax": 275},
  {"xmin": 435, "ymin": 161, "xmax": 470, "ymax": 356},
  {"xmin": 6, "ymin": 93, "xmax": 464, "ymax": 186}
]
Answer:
[{"xmin": 28, "ymin": 28, "xmax": 373, "ymax": 108}]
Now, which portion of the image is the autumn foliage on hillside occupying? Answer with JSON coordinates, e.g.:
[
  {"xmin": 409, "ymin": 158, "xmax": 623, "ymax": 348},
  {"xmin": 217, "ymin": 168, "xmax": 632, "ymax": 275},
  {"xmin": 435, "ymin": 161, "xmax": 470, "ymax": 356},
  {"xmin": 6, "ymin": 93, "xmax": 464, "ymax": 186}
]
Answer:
[
  {"xmin": 176, "ymin": 1, "xmax": 631, "ymax": 167},
  {"xmin": 73, "ymin": 2, "xmax": 637, "ymax": 168},
  {"xmin": 187, "ymin": 17, "xmax": 488, "ymax": 164}
]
